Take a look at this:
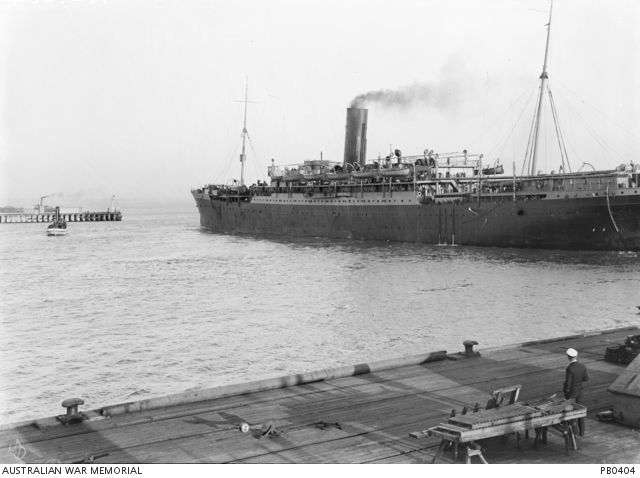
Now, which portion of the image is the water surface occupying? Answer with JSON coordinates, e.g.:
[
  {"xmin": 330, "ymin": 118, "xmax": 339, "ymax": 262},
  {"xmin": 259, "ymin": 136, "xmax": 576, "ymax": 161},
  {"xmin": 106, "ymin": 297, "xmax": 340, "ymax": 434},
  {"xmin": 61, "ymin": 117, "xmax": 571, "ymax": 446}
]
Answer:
[{"xmin": 1, "ymin": 204, "xmax": 638, "ymax": 424}]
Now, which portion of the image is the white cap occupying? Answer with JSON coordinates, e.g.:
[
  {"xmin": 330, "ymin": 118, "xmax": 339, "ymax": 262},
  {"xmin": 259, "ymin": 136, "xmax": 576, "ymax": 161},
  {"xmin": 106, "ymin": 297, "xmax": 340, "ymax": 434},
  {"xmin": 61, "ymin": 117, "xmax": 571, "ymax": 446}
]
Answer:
[{"xmin": 566, "ymin": 348, "xmax": 578, "ymax": 358}]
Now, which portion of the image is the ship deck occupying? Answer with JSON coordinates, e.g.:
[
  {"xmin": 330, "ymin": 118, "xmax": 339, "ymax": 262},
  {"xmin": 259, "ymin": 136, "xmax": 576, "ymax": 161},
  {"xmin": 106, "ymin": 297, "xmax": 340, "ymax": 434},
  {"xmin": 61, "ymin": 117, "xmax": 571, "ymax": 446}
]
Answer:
[{"xmin": 2, "ymin": 326, "xmax": 639, "ymax": 464}]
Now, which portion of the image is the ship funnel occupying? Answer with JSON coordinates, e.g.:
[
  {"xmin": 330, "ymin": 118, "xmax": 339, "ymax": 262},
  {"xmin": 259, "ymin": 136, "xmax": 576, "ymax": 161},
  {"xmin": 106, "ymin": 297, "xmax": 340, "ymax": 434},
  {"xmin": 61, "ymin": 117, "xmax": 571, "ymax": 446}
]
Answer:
[{"xmin": 343, "ymin": 107, "xmax": 368, "ymax": 168}]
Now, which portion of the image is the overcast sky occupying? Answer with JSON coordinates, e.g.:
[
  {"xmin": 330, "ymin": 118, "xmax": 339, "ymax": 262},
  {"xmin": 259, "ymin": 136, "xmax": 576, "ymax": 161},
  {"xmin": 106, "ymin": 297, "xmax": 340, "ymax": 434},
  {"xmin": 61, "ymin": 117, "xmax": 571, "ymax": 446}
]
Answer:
[{"xmin": 1, "ymin": 0, "xmax": 638, "ymax": 208}]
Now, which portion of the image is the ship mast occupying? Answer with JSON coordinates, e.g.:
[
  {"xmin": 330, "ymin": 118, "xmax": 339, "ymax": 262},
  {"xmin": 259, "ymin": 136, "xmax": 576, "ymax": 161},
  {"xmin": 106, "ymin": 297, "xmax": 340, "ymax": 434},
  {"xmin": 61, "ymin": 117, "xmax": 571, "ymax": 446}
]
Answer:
[
  {"xmin": 239, "ymin": 78, "xmax": 249, "ymax": 187},
  {"xmin": 528, "ymin": 1, "xmax": 553, "ymax": 176}
]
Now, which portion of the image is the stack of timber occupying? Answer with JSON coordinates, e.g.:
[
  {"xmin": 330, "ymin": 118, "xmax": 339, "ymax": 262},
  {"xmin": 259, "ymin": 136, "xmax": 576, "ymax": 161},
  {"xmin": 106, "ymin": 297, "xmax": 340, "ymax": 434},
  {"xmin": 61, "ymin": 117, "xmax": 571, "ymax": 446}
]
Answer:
[{"xmin": 1, "ymin": 327, "xmax": 639, "ymax": 464}]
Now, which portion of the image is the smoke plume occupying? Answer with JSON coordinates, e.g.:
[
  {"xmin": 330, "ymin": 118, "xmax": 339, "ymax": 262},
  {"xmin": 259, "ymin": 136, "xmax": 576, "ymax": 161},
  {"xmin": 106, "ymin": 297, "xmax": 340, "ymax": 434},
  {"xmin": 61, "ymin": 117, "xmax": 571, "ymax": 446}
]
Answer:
[{"xmin": 350, "ymin": 81, "xmax": 458, "ymax": 109}]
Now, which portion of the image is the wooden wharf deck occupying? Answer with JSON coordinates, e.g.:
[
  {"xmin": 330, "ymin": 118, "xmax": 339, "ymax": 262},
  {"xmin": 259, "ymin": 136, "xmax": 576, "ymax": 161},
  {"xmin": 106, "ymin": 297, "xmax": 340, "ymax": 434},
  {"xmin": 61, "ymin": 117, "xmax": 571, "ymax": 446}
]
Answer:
[{"xmin": 1, "ymin": 326, "xmax": 639, "ymax": 464}]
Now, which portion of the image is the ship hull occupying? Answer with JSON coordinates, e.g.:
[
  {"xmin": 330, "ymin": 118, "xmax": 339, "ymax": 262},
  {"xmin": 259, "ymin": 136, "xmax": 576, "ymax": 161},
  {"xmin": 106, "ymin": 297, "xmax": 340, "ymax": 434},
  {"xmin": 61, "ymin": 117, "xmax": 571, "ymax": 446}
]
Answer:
[
  {"xmin": 46, "ymin": 228, "xmax": 67, "ymax": 236},
  {"xmin": 193, "ymin": 190, "xmax": 640, "ymax": 251}
]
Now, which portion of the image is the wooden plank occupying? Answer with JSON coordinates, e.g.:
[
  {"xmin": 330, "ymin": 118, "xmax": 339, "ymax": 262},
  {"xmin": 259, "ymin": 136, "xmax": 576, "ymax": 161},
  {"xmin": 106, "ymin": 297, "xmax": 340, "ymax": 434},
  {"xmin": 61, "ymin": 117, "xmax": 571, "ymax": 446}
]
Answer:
[
  {"xmin": 430, "ymin": 410, "xmax": 586, "ymax": 443},
  {"xmin": 0, "ymin": 381, "xmax": 350, "ymax": 447},
  {"xmin": 0, "ymin": 374, "xmax": 437, "ymax": 447},
  {"xmin": 448, "ymin": 404, "xmax": 542, "ymax": 429},
  {"xmin": 37, "ymin": 384, "xmax": 462, "ymax": 464},
  {"xmin": 9, "ymin": 385, "xmax": 457, "ymax": 463},
  {"xmin": 93, "ymin": 415, "xmax": 433, "ymax": 464}
]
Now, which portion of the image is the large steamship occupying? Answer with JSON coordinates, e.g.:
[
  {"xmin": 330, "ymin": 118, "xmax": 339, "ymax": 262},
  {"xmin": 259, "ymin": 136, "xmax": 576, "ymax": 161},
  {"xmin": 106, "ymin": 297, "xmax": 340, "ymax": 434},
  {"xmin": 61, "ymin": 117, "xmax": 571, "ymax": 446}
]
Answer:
[{"xmin": 192, "ymin": 8, "xmax": 640, "ymax": 251}]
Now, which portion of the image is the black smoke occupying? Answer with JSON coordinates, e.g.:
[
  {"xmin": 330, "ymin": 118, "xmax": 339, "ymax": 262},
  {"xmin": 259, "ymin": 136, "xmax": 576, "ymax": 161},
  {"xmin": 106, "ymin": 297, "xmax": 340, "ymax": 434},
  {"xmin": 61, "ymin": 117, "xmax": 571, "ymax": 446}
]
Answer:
[{"xmin": 350, "ymin": 81, "xmax": 458, "ymax": 109}]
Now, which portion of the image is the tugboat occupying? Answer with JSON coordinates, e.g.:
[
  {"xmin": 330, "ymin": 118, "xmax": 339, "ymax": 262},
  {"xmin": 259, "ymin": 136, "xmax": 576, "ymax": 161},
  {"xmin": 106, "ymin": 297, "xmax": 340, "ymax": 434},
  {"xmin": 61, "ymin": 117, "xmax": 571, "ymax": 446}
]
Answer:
[{"xmin": 46, "ymin": 207, "xmax": 67, "ymax": 236}]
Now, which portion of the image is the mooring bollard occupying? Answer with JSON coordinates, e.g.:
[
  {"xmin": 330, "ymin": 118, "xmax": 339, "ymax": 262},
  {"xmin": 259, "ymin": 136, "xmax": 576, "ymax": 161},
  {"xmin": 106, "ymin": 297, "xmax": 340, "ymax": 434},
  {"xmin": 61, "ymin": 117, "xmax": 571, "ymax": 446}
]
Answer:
[
  {"xmin": 60, "ymin": 398, "xmax": 85, "ymax": 423},
  {"xmin": 463, "ymin": 340, "xmax": 479, "ymax": 357}
]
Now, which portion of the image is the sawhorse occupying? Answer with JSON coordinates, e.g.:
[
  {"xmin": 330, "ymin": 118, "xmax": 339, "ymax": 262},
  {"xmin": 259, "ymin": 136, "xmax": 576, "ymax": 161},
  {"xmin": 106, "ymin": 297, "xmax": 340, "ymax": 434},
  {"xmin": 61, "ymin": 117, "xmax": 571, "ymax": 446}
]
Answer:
[
  {"xmin": 533, "ymin": 421, "xmax": 578, "ymax": 455},
  {"xmin": 431, "ymin": 438, "xmax": 488, "ymax": 464}
]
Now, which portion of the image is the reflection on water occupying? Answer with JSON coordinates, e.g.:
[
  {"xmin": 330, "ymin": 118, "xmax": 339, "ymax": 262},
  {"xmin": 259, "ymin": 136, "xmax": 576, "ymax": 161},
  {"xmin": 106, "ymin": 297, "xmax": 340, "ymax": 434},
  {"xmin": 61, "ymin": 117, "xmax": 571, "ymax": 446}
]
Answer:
[{"xmin": 1, "ymin": 205, "xmax": 639, "ymax": 424}]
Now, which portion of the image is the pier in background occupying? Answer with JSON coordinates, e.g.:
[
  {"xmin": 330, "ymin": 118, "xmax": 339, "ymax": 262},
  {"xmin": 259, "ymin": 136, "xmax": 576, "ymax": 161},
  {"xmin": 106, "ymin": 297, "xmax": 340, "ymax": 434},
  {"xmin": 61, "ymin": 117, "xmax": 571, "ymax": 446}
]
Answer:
[{"xmin": 0, "ymin": 210, "xmax": 122, "ymax": 224}]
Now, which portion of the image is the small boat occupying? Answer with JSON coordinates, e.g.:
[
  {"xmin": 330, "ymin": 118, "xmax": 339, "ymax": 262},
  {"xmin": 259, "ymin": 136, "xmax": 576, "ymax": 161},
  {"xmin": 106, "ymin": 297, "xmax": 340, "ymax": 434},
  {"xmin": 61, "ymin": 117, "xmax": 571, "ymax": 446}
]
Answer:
[
  {"xmin": 326, "ymin": 172, "xmax": 351, "ymax": 181},
  {"xmin": 482, "ymin": 161, "xmax": 504, "ymax": 176},
  {"xmin": 267, "ymin": 167, "xmax": 284, "ymax": 181},
  {"xmin": 301, "ymin": 172, "xmax": 327, "ymax": 181},
  {"xmin": 301, "ymin": 160, "xmax": 336, "ymax": 181},
  {"xmin": 351, "ymin": 163, "xmax": 380, "ymax": 179},
  {"xmin": 283, "ymin": 168, "xmax": 304, "ymax": 182},
  {"xmin": 352, "ymin": 170, "xmax": 379, "ymax": 179},
  {"xmin": 326, "ymin": 164, "xmax": 351, "ymax": 181},
  {"xmin": 47, "ymin": 225, "xmax": 67, "ymax": 236},
  {"xmin": 380, "ymin": 164, "xmax": 412, "ymax": 177},
  {"xmin": 46, "ymin": 207, "xmax": 67, "ymax": 236}
]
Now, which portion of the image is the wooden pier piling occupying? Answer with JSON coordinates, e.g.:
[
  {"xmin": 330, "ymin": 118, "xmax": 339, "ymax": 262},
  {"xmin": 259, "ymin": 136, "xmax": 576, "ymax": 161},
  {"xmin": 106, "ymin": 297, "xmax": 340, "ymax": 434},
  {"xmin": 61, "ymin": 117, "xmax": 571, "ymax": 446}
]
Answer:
[{"xmin": 0, "ymin": 210, "xmax": 122, "ymax": 224}]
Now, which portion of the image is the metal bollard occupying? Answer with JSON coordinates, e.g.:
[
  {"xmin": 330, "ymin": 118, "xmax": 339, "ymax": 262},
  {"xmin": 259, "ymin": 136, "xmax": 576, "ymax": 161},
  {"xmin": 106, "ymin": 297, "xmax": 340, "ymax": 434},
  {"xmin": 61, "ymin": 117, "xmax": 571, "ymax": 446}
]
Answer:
[
  {"xmin": 62, "ymin": 398, "xmax": 84, "ymax": 417},
  {"xmin": 463, "ymin": 340, "xmax": 479, "ymax": 357},
  {"xmin": 59, "ymin": 398, "xmax": 85, "ymax": 424}
]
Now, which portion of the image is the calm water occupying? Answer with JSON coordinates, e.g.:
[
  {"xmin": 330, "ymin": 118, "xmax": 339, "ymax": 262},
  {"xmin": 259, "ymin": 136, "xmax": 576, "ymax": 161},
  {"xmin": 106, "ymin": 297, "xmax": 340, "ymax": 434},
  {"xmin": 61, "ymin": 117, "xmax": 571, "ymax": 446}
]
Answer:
[{"xmin": 1, "ymin": 204, "xmax": 639, "ymax": 425}]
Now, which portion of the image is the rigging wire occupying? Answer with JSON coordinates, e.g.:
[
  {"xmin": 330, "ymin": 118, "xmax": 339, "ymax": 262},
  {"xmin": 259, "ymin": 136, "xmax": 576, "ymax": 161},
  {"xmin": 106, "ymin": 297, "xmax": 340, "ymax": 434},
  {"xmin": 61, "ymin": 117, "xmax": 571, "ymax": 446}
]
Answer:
[
  {"xmin": 522, "ymin": 89, "xmax": 542, "ymax": 176},
  {"xmin": 508, "ymin": 59, "xmax": 517, "ymax": 170},
  {"xmin": 520, "ymin": 70, "xmax": 633, "ymax": 174},
  {"xmin": 468, "ymin": 82, "xmax": 537, "ymax": 149},
  {"xmin": 246, "ymin": 132, "xmax": 268, "ymax": 182},
  {"xmin": 557, "ymin": 95, "xmax": 628, "ymax": 164},
  {"xmin": 486, "ymin": 87, "xmax": 537, "ymax": 162},
  {"xmin": 548, "ymin": 80, "xmax": 637, "ymax": 167},
  {"xmin": 523, "ymin": 81, "xmax": 574, "ymax": 175},
  {"xmin": 477, "ymin": 71, "xmax": 489, "ymax": 146},
  {"xmin": 546, "ymin": 83, "xmax": 572, "ymax": 172},
  {"xmin": 544, "ymin": 109, "xmax": 549, "ymax": 171},
  {"xmin": 217, "ymin": 135, "xmax": 242, "ymax": 185},
  {"xmin": 571, "ymin": 110, "xmax": 627, "ymax": 164},
  {"xmin": 553, "ymin": 78, "xmax": 640, "ymax": 146}
]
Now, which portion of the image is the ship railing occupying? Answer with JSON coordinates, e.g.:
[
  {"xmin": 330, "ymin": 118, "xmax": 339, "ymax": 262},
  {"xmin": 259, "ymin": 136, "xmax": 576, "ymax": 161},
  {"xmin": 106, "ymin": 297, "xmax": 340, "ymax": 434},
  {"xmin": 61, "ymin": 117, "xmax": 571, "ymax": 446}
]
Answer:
[
  {"xmin": 268, "ymin": 155, "xmax": 483, "ymax": 181},
  {"xmin": 435, "ymin": 157, "xmax": 481, "ymax": 169},
  {"xmin": 270, "ymin": 160, "xmax": 340, "ymax": 173}
]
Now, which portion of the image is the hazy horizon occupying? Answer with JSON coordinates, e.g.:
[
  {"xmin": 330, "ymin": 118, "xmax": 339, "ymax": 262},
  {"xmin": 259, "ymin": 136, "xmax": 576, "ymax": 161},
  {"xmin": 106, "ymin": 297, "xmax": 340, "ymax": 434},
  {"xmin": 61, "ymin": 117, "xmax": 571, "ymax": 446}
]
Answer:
[
  {"xmin": 1, "ymin": 0, "xmax": 638, "ymax": 209},
  {"xmin": 0, "ymin": 193, "xmax": 195, "ymax": 212}
]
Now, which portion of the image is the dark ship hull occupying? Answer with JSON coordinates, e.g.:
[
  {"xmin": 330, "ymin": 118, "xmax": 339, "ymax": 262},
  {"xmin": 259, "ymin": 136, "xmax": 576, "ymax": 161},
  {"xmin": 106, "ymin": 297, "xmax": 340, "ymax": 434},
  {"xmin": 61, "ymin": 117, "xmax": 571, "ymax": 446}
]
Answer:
[{"xmin": 193, "ymin": 185, "xmax": 640, "ymax": 251}]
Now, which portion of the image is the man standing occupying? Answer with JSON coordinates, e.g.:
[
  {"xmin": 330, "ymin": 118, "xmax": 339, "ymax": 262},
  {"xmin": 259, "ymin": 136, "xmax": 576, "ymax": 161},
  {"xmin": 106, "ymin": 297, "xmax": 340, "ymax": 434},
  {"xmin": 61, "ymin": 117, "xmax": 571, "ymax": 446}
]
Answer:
[{"xmin": 563, "ymin": 348, "xmax": 589, "ymax": 436}]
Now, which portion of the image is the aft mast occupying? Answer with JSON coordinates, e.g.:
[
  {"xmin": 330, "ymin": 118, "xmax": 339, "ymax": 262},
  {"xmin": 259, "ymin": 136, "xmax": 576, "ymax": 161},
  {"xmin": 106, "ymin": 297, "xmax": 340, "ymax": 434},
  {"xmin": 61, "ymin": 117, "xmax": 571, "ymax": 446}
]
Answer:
[
  {"xmin": 527, "ymin": 0, "xmax": 553, "ymax": 176},
  {"xmin": 239, "ymin": 78, "xmax": 249, "ymax": 187}
]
